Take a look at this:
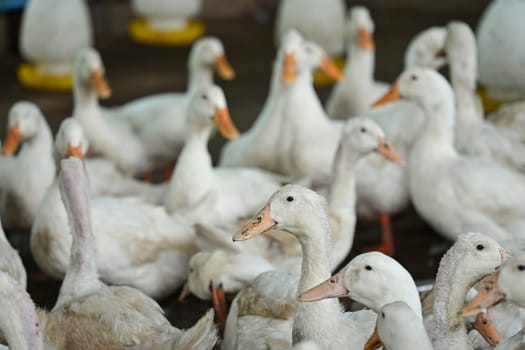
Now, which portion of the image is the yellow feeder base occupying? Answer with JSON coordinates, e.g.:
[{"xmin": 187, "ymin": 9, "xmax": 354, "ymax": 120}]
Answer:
[
  {"xmin": 17, "ymin": 62, "xmax": 72, "ymax": 92},
  {"xmin": 129, "ymin": 19, "xmax": 205, "ymax": 47},
  {"xmin": 476, "ymin": 86, "xmax": 519, "ymax": 115},
  {"xmin": 313, "ymin": 56, "xmax": 346, "ymax": 87}
]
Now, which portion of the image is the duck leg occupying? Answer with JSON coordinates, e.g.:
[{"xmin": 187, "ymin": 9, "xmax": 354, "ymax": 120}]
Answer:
[
  {"xmin": 363, "ymin": 325, "xmax": 383, "ymax": 350},
  {"xmin": 209, "ymin": 281, "xmax": 227, "ymax": 336},
  {"xmin": 362, "ymin": 213, "xmax": 395, "ymax": 256},
  {"xmin": 162, "ymin": 166, "xmax": 173, "ymax": 182}
]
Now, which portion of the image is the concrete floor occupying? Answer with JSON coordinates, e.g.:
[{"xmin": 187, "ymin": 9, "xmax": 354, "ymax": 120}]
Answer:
[{"xmin": 1, "ymin": 5, "xmax": 485, "ymax": 334}]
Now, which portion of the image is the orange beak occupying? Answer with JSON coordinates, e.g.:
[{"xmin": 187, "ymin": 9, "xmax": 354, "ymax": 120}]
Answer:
[
  {"xmin": 2, "ymin": 124, "xmax": 22, "ymax": 155},
  {"xmin": 282, "ymin": 52, "xmax": 297, "ymax": 85},
  {"xmin": 90, "ymin": 69, "xmax": 112, "ymax": 99},
  {"xmin": 372, "ymin": 82, "xmax": 401, "ymax": 108},
  {"xmin": 462, "ymin": 273, "xmax": 505, "ymax": 317},
  {"xmin": 363, "ymin": 325, "xmax": 383, "ymax": 350},
  {"xmin": 375, "ymin": 138, "xmax": 405, "ymax": 165},
  {"xmin": 473, "ymin": 312, "xmax": 502, "ymax": 346},
  {"xmin": 298, "ymin": 266, "xmax": 349, "ymax": 302},
  {"xmin": 232, "ymin": 205, "xmax": 277, "ymax": 241},
  {"xmin": 214, "ymin": 54, "xmax": 235, "ymax": 80},
  {"xmin": 67, "ymin": 143, "xmax": 84, "ymax": 160},
  {"xmin": 178, "ymin": 283, "xmax": 192, "ymax": 302},
  {"xmin": 212, "ymin": 106, "xmax": 240, "ymax": 140},
  {"xmin": 358, "ymin": 27, "xmax": 375, "ymax": 51},
  {"xmin": 319, "ymin": 57, "xmax": 344, "ymax": 81}
]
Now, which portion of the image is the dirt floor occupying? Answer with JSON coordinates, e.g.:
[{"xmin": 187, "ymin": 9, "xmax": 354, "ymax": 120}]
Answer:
[{"xmin": 1, "ymin": 5, "xmax": 485, "ymax": 335}]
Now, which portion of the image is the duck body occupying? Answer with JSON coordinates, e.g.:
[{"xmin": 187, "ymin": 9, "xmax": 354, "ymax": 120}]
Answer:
[
  {"xmin": 164, "ymin": 85, "xmax": 282, "ymax": 227},
  {"xmin": 477, "ymin": 0, "xmax": 525, "ymax": 100},
  {"xmin": 0, "ymin": 102, "xmax": 54, "ymax": 231},
  {"xmin": 0, "ymin": 222, "xmax": 26, "ymax": 289},
  {"xmin": 326, "ymin": 6, "xmax": 389, "ymax": 119},
  {"xmin": 20, "ymin": 0, "xmax": 92, "ymax": 76},
  {"xmin": 275, "ymin": 0, "xmax": 346, "ymax": 57},
  {"xmin": 398, "ymin": 69, "xmax": 525, "ymax": 241}
]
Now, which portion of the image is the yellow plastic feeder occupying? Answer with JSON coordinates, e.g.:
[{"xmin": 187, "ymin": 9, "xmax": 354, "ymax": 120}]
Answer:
[
  {"xmin": 129, "ymin": 19, "xmax": 205, "ymax": 47},
  {"xmin": 17, "ymin": 62, "xmax": 73, "ymax": 92}
]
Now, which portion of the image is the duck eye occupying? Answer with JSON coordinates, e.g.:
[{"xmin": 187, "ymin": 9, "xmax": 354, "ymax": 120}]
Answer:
[
  {"xmin": 518, "ymin": 265, "xmax": 525, "ymax": 271},
  {"xmin": 201, "ymin": 94, "xmax": 208, "ymax": 100},
  {"xmin": 411, "ymin": 75, "xmax": 417, "ymax": 81},
  {"xmin": 360, "ymin": 127, "xmax": 367, "ymax": 133},
  {"xmin": 286, "ymin": 196, "xmax": 294, "ymax": 202},
  {"xmin": 189, "ymin": 267, "xmax": 194, "ymax": 273},
  {"xmin": 476, "ymin": 244, "xmax": 485, "ymax": 251},
  {"xmin": 365, "ymin": 265, "xmax": 372, "ymax": 271},
  {"xmin": 381, "ymin": 312, "xmax": 385, "ymax": 318}
]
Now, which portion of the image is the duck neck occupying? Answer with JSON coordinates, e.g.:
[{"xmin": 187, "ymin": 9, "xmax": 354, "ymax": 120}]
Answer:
[
  {"xmin": 18, "ymin": 122, "xmax": 53, "ymax": 165},
  {"xmin": 451, "ymin": 77, "xmax": 481, "ymax": 129},
  {"xmin": 327, "ymin": 141, "xmax": 360, "ymax": 215},
  {"xmin": 0, "ymin": 276, "xmax": 44, "ymax": 350},
  {"xmin": 345, "ymin": 46, "xmax": 374, "ymax": 84},
  {"xmin": 433, "ymin": 246, "xmax": 471, "ymax": 343},
  {"xmin": 54, "ymin": 159, "xmax": 101, "ymax": 309},
  {"xmin": 73, "ymin": 79, "xmax": 99, "ymax": 117},
  {"xmin": 167, "ymin": 125, "xmax": 214, "ymax": 212},
  {"xmin": 188, "ymin": 63, "xmax": 213, "ymax": 92}
]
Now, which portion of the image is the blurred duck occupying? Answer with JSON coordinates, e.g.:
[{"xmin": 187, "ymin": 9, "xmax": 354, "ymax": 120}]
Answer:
[
  {"xmin": 0, "ymin": 218, "xmax": 26, "ymax": 289},
  {"xmin": 444, "ymin": 21, "xmax": 525, "ymax": 172},
  {"xmin": 326, "ymin": 6, "xmax": 389, "ymax": 119},
  {"xmin": 72, "ymin": 48, "xmax": 149, "ymax": 175},
  {"xmin": 59, "ymin": 118, "xmax": 166, "ymax": 203},
  {"xmin": 275, "ymin": 0, "xmax": 346, "ymax": 57},
  {"xmin": 228, "ymin": 185, "xmax": 377, "ymax": 349},
  {"xmin": 0, "ymin": 101, "xmax": 54, "ymax": 231},
  {"xmin": 375, "ymin": 68, "xmax": 525, "ymax": 242},
  {"xmin": 220, "ymin": 30, "xmax": 341, "ymax": 174},
  {"xmin": 0, "ymin": 158, "xmax": 218, "ymax": 350},
  {"xmin": 370, "ymin": 301, "xmax": 433, "ymax": 350},
  {"xmin": 164, "ymin": 85, "xmax": 284, "ymax": 227},
  {"xmin": 111, "ymin": 37, "xmax": 234, "ymax": 174},
  {"xmin": 31, "ymin": 119, "xmax": 197, "ymax": 299}
]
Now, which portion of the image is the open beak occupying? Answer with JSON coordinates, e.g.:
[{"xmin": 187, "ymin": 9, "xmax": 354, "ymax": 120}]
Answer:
[
  {"xmin": 462, "ymin": 273, "xmax": 505, "ymax": 317},
  {"xmin": 372, "ymin": 82, "xmax": 401, "ymax": 108},
  {"xmin": 473, "ymin": 312, "xmax": 502, "ymax": 346},
  {"xmin": 67, "ymin": 143, "xmax": 84, "ymax": 160},
  {"xmin": 2, "ymin": 124, "xmax": 22, "ymax": 155},
  {"xmin": 358, "ymin": 27, "xmax": 375, "ymax": 51},
  {"xmin": 282, "ymin": 52, "xmax": 296, "ymax": 85},
  {"xmin": 364, "ymin": 325, "xmax": 383, "ymax": 350},
  {"xmin": 214, "ymin": 54, "xmax": 235, "ymax": 80},
  {"xmin": 375, "ymin": 138, "xmax": 405, "ymax": 165},
  {"xmin": 232, "ymin": 205, "xmax": 277, "ymax": 242},
  {"xmin": 90, "ymin": 69, "xmax": 112, "ymax": 99},
  {"xmin": 212, "ymin": 106, "xmax": 240, "ymax": 140},
  {"xmin": 178, "ymin": 283, "xmax": 191, "ymax": 302},
  {"xmin": 319, "ymin": 56, "xmax": 344, "ymax": 81},
  {"xmin": 298, "ymin": 267, "xmax": 349, "ymax": 302}
]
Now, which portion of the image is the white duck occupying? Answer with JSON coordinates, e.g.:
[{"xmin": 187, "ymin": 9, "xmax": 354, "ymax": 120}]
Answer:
[
  {"xmin": 58, "ymin": 118, "xmax": 166, "ymax": 203},
  {"xmin": 164, "ymin": 84, "xmax": 285, "ymax": 226},
  {"xmin": 298, "ymin": 252, "xmax": 421, "ymax": 318},
  {"xmin": 444, "ymin": 21, "xmax": 525, "ymax": 172},
  {"xmin": 371, "ymin": 301, "xmax": 433, "ymax": 350},
  {"xmin": 72, "ymin": 47, "xmax": 151, "ymax": 175},
  {"xmin": 30, "ymin": 119, "xmax": 197, "ymax": 299},
  {"xmin": 379, "ymin": 68, "xmax": 525, "ymax": 242},
  {"xmin": 18, "ymin": 0, "xmax": 92, "ymax": 89},
  {"xmin": 111, "ymin": 37, "xmax": 234, "ymax": 173},
  {"xmin": 0, "ymin": 219, "xmax": 26, "ymax": 289},
  {"xmin": 0, "ymin": 157, "xmax": 218, "ymax": 350},
  {"xmin": 231, "ymin": 185, "xmax": 377, "ymax": 349},
  {"xmin": 275, "ymin": 0, "xmax": 346, "ymax": 57},
  {"xmin": 403, "ymin": 26, "xmax": 447, "ymax": 70},
  {"xmin": 219, "ymin": 30, "xmax": 341, "ymax": 173},
  {"xmin": 428, "ymin": 232, "xmax": 507, "ymax": 350},
  {"xmin": 326, "ymin": 6, "xmax": 389, "ymax": 119},
  {"xmin": 0, "ymin": 101, "xmax": 54, "ymax": 231},
  {"xmin": 477, "ymin": 0, "xmax": 525, "ymax": 101}
]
